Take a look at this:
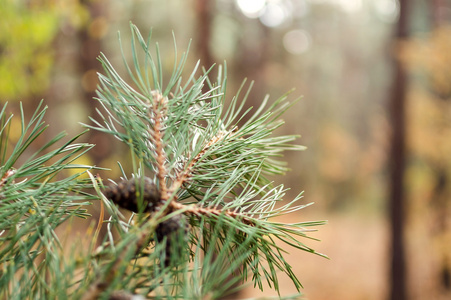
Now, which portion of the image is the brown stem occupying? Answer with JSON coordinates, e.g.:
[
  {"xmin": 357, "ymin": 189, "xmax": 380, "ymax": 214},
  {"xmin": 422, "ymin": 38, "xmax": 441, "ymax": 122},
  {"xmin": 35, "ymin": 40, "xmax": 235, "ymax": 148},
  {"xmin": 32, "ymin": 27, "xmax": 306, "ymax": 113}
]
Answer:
[
  {"xmin": 0, "ymin": 169, "xmax": 16, "ymax": 190},
  {"xmin": 149, "ymin": 91, "xmax": 169, "ymax": 200},
  {"xmin": 171, "ymin": 201, "xmax": 255, "ymax": 227}
]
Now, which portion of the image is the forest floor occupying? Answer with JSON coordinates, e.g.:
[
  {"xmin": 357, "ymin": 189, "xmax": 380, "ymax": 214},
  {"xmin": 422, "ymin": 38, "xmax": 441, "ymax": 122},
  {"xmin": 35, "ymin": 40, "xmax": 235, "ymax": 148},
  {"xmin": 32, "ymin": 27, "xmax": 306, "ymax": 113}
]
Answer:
[
  {"xmin": 239, "ymin": 212, "xmax": 389, "ymax": 300},
  {"xmin": 240, "ymin": 210, "xmax": 451, "ymax": 300}
]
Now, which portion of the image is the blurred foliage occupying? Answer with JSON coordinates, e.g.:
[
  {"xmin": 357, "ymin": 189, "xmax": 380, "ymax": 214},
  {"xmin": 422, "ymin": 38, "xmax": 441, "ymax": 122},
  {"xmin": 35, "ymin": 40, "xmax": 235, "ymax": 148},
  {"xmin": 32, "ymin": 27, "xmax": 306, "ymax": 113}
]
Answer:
[
  {"xmin": 401, "ymin": 25, "xmax": 451, "ymax": 205},
  {"xmin": 0, "ymin": 1, "xmax": 59, "ymax": 101},
  {"xmin": 0, "ymin": 0, "xmax": 92, "ymax": 102},
  {"xmin": 400, "ymin": 25, "xmax": 451, "ymax": 298}
]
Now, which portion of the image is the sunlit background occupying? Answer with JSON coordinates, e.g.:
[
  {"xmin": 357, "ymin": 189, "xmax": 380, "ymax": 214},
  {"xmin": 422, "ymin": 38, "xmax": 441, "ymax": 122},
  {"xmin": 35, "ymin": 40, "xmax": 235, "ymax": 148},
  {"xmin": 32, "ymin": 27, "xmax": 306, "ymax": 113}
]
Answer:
[{"xmin": 1, "ymin": 0, "xmax": 451, "ymax": 299}]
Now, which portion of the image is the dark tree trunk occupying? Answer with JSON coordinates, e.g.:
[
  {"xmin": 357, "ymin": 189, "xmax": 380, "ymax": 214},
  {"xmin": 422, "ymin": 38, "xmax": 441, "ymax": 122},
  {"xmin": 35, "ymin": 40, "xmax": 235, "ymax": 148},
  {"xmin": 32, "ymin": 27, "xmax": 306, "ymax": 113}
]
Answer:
[
  {"xmin": 77, "ymin": 0, "xmax": 114, "ymax": 166},
  {"xmin": 194, "ymin": 0, "xmax": 214, "ymax": 71},
  {"xmin": 388, "ymin": 0, "xmax": 410, "ymax": 300}
]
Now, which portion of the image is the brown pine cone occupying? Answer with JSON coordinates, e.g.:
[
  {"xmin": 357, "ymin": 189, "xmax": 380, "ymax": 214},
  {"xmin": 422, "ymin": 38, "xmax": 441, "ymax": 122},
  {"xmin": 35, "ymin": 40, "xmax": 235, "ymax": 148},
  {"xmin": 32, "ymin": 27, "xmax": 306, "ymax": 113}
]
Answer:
[
  {"xmin": 103, "ymin": 177, "xmax": 161, "ymax": 213},
  {"xmin": 155, "ymin": 214, "xmax": 188, "ymax": 267}
]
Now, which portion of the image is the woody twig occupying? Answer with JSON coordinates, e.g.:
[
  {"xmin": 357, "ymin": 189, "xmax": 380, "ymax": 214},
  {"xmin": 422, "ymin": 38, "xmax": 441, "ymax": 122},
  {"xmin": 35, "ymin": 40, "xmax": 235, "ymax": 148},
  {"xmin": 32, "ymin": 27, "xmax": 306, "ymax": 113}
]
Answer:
[{"xmin": 148, "ymin": 91, "xmax": 169, "ymax": 201}]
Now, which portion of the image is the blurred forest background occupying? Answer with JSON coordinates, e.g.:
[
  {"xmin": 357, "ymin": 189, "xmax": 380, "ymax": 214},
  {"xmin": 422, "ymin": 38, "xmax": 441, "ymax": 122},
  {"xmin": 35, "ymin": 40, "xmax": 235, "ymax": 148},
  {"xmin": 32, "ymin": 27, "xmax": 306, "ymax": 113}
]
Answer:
[{"xmin": 1, "ymin": 0, "xmax": 451, "ymax": 299}]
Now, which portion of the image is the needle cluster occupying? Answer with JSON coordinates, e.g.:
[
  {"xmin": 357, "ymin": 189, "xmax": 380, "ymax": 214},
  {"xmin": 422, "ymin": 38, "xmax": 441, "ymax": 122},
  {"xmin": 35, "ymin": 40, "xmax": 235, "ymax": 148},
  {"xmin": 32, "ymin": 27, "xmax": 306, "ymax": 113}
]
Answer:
[
  {"xmin": 0, "ymin": 102, "xmax": 97, "ymax": 299},
  {"xmin": 0, "ymin": 23, "xmax": 326, "ymax": 300},
  {"xmin": 84, "ymin": 23, "xmax": 326, "ymax": 299}
]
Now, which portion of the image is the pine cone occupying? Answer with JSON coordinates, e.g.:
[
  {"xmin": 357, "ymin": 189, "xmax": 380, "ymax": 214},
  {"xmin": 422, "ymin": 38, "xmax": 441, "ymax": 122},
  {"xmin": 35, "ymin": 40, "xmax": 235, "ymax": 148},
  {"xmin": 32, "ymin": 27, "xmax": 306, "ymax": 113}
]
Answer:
[
  {"xmin": 155, "ymin": 214, "xmax": 188, "ymax": 267},
  {"xmin": 104, "ymin": 177, "xmax": 161, "ymax": 213}
]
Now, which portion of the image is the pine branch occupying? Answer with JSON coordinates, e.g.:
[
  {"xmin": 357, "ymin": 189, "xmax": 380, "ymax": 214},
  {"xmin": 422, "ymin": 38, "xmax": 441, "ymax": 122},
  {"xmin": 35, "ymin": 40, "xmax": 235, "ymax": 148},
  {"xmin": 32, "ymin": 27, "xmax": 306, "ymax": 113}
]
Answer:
[
  {"xmin": 0, "ymin": 101, "xmax": 98, "ymax": 299},
  {"xmin": 0, "ymin": 22, "xmax": 326, "ymax": 300},
  {"xmin": 82, "ymin": 22, "xmax": 326, "ymax": 299}
]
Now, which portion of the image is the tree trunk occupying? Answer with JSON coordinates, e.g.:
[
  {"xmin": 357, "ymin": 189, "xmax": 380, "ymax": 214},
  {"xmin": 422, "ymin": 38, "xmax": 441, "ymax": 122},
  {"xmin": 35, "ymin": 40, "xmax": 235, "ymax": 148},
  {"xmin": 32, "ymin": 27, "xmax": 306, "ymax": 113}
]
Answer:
[
  {"xmin": 388, "ymin": 0, "xmax": 410, "ymax": 299},
  {"xmin": 77, "ymin": 0, "xmax": 114, "ymax": 166},
  {"xmin": 194, "ymin": 0, "xmax": 214, "ymax": 71}
]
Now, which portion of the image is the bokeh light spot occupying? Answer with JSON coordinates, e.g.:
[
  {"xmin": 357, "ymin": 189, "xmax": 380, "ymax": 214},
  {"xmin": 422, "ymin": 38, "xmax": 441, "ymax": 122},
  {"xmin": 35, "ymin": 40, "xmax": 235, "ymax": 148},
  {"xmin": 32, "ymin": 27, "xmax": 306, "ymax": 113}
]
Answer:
[
  {"xmin": 236, "ymin": 0, "xmax": 266, "ymax": 18},
  {"xmin": 283, "ymin": 29, "xmax": 311, "ymax": 54},
  {"xmin": 260, "ymin": 3, "xmax": 287, "ymax": 27},
  {"xmin": 337, "ymin": 0, "xmax": 362, "ymax": 13},
  {"xmin": 374, "ymin": 0, "xmax": 399, "ymax": 23}
]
